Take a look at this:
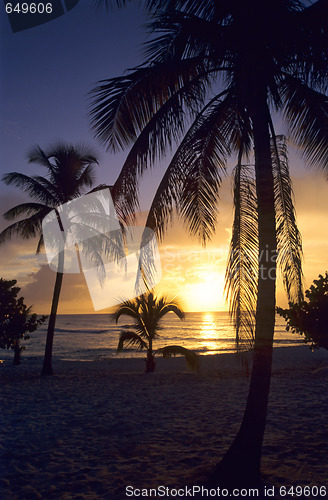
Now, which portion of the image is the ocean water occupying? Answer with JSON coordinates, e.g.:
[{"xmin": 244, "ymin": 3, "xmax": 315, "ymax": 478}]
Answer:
[{"xmin": 0, "ymin": 312, "xmax": 304, "ymax": 362}]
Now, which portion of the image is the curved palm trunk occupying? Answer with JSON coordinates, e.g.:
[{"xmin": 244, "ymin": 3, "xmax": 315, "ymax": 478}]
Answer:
[
  {"xmin": 41, "ymin": 249, "xmax": 64, "ymax": 376},
  {"xmin": 215, "ymin": 94, "xmax": 277, "ymax": 486}
]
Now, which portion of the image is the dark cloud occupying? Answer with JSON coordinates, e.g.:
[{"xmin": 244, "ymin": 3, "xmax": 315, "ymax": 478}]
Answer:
[{"xmin": 22, "ymin": 264, "xmax": 94, "ymax": 314}]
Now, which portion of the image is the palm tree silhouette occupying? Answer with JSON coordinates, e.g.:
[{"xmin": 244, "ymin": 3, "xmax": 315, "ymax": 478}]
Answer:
[
  {"xmin": 0, "ymin": 144, "xmax": 99, "ymax": 376},
  {"xmin": 113, "ymin": 291, "xmax": 199, "ymax": 372},
  {"xmin": 91, "ymin": 0, "xmax": 328, "ymax": 486}
]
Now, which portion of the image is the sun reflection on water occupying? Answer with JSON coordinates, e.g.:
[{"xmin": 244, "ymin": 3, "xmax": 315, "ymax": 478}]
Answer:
[
  {"xmin": 200, "ymin": 312, "xmax": 216, "ymax": 337},
  {"xmin": 198, "ymin": 312, "xmax": 222, "ymax": 353}
]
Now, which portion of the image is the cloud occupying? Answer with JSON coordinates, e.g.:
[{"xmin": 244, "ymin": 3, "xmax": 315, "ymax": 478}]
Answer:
[
  {"xmin": 21, "ymin": 264, "xmax": 95, "ymax": 315},
  {"xmin": 0, "ymin": 237, "xmax": 42, "ymax": 284}
]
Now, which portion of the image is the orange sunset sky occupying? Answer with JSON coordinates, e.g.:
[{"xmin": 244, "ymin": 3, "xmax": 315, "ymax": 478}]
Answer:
[
  {"xmin": 1, "ymin": 3, "xmax": 327, "ymax": 315},
  {"xmin": 1, "ymin": 164, "xmax": 327, "ymax": 315}
]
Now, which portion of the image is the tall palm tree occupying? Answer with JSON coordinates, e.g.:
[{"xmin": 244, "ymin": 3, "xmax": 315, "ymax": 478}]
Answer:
[
  {"xmin": 112, "ymin": 291, "xmax": 199, "ymax": 372},
  {"xmin": 0, "ymin": 144, "xmax": 99, "ymax": 376},
  {"xmin": 91, "ymin": 0, "xmax": 328, "ymax": 485}
]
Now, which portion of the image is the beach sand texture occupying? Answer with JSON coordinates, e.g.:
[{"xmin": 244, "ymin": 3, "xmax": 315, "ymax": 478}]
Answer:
[{"xmin": 1, "ymin": 346, "xmax": 327, "ymax": 499}]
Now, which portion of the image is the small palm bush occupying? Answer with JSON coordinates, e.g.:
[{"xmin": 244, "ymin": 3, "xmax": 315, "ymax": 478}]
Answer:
[{"xmin": 112, "ymin": 292, "xmax": 199, "ymax": 372}]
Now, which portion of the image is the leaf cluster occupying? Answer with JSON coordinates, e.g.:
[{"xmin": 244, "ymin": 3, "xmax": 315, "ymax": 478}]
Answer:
[
  {"xmin": 113, "ymin": 292, "xmax": 199, "ymax": 370},
  {"xmin": 0, "ymin": 144, "xmax": 99, "ymax": 254},
  {"xmin": 90, "ymin": 1, "xmax": 327, "ymax": 351},
  {"xmin": 156, "ymin": 344, "xmax": 199, "ymax": 371},
  {"xmin": 277, "ymin": 272, "xmax": 328, "ymax": 350},
  {"xmin": 112, "ymin": 291, "xmax": 185, "ymax": 342},
  {"xmin": 0, "ymin": 278, "xmax": 47, "ymax": 350}
]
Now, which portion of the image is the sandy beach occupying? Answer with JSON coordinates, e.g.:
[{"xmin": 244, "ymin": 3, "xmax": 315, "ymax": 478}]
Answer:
[{"xmin": 1, "ymin": 346, "xmax": 327, "ymax": 500}]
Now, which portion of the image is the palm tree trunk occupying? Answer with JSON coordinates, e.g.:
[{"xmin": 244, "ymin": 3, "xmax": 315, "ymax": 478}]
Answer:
[
  {"xmin": 145, "ymin": 339, "xmax": 156, "ymax": 372},
  {"xmin": 215, "ymin": 94, "xmax": 277, "ymax": 486},
  {"xmin": 41, "ymin": 249, "xmax": 64, "ymax": 376}
]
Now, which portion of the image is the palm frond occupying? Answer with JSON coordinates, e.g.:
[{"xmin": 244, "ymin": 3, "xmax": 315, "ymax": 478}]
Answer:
[
  {"xmin": 111, "ymin": 298, "xmax": 149, "ymax": 338},
  {"xmin": 2, "ymin": 202, "xmax": 50, "ymax": 221},
  {"xmin": 94, "ymin": 0, "xmax": 136, "ymax": 9},
  {"xmin": 117, "ymin": 330, "xmax": 148, "ymax": 352},
  {"xmin": 178, "ymin": 141, "xmax": 224, "ymax": 245},
  {"xmin": 135, "ymin": 93, "xmax": 249, "ymax": 295},
  {"xmin": 1, "ymin": 144, "xmax": 99, "ymax": 256},
  {"xmin": 134, "ymin": 227, "xmax": 161, "ymax": 295},
  {"xmin": 31, "ymin": 175, "xmax": 61, "ymax": 199},
  {"xmin": 134, "ymin": 95, "xmax": 235, "ymax": 291},
  {"xmin": 282, "ymin": 76, "xmax": 328, "ymax": 174},
  {"xmin": 171, "ymin": 97, "xmax": 233, "ymax": 244},
  {"xmin": 133, "ymin": 145, "xmax": 183, "ymax": 294},
  {"xmin": 177, "ymin": 91, "xmax": 256, "ymax": 244},
  {"xmin": 296, "ymin": 0, "xmax": 328, "ymax": 88},
  {"xmin": 271, "ymin": 133, "xmax": 303, "ymax": 303},
  {"xmin": 76, "ymin": 164, "xmax": 97, "ymax": 189},
  {"xmin": 111, "ymin": 292, "xmax": 185, "ymax": 344},
  {"xmin": 2, "ymin": 172, "xmax": 57, "ymax": 205},
  {"xmin": 87, "ymin": 183, "xmax": 132, "ymax": 226},
  {"xmin": 144, "ymin": 10, "xmax": 225, "ymax": 63},
  {"xmin": 155, "ymin": 0, "xmax": 227, "ymax": 20},
  {"xmin": 110, "ymin": 60, "xmax": 212, "ymax": 218},
  {"xmin": 27, "ymin": 145, "xmax": 54, "ymax": 169},
  {"xmin": 28, "ymin": 143, "xmax": 98, "ymax": 180},
  {"xmin": 156, "ymin": 345, "xmax": 199, "ymax": 372},
  {"xmin": 0, "ymin": 211, "xmax": 49, "ymax": 245},
  {"xmin": 157, "ymin": 296, "xmax": 185, "ymax": 320},
  {"xmin": 225, "ymin": 161, "xmax": 258, "ymax": 351},
  {"xmin": 94, "ymin": 0, "xmax": 218, "ymax": 19},
  {"xmin": 76, "ymin": 226, "xmax": 127, "ymax": 284},
  {"xmin": 89, "ymin": 58, "xmax": 210, "ymax": 152},
  {"xmin": 45, "ymin": 153, "xmax": 98, "ymax": 203},
  {"xmin": 143, "ymin": 143, "xmax": 186, "ymax": 239},
  {"xmin": 45, "ymin": 143, "xmax": 98, "ymax": 167},
  {"xmin": 111, "ymin": 300, "xmax": 140, "ymax": 323}
]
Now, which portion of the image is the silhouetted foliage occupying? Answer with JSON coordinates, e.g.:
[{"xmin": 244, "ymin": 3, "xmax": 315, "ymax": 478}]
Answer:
[
  {"xmin": 277, "ymin": 273, "xmax": 328, "ymax": 350},
  {"xmin": 92, "ymin": 0, "xmax": 328, "ymax": 486},
  {"xmin": 112, "ymin": 292, "xmax": 199, "ymax": 372},
  {"xmin": 0, "ymin": 143, "xmax": 99, "ymax": 375},
  {"xmin": 0, "ymin": 278, "xmax": 46, "ymax": 364}
]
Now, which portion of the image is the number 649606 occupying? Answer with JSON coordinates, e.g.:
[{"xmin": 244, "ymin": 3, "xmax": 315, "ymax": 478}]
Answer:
[{"xmin": 5, "ymin": 3, "xmax": 53, "ymax": 14}]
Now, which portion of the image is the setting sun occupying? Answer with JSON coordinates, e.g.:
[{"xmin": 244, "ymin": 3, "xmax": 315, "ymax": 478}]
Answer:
[{"xmin": 182, "ymin": 273, "xmax": 227, "ymax": 312}]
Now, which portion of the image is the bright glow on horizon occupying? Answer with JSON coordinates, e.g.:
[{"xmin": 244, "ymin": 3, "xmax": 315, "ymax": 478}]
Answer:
[
  {"xmin": 2, "ymin": 170, "xmax": 328, "ymax": 315},
  {"xmin": 181, "ymin": 273, "xmax": 227, "ymax": 312}
]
